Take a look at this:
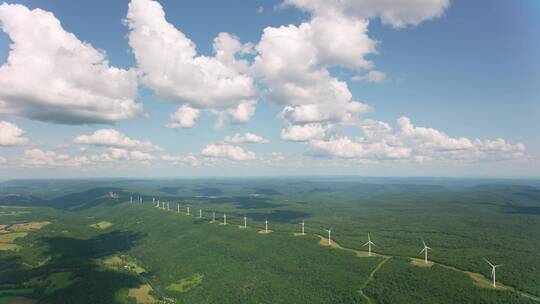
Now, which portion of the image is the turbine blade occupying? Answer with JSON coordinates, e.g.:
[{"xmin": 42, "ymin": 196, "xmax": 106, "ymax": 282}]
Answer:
[
  {"xmin": 484, "ymin": 258, "xmax": 494, "ymax": 267},
  {"xmin": 419, "ymin": 248, "xmax": 425, "ymax": 254},
  {"xmin": 363, "ymin": 242, "xmax": 369, "ymax": 247}
]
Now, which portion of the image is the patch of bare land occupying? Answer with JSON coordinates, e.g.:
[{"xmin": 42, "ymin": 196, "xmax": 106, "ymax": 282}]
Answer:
[
  {"xmin": 127, "ymin": 284, "xmax": 156, "ymax": 303},
  {"xmin": 410, "ymin": 258, "xmax": 434, "ymax": 268}
]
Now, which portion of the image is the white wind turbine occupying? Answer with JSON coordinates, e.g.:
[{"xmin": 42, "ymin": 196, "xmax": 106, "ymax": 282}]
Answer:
[
  {"xmin": 199, "ymin": 209, "xmax": 202, "ymax": 218},
  {"xmin": 177, "ymin": 204, "xmax": 180, "ymax": 213},
  {"xmin": 223, "ymin": 213, "xmax": 227, "ymax": 225},
  {"xmin": 167, "ymin": 202, "xmax": 170, "ymax": 211},
  {"xmin": 420, "ymin": 240, "xmax": 432, "ymax": 264},
  {"xmin": 300, "ymin": 221, "xmax": 305, "ymax": 235},
  {"xmin": 265, "ymin": 219, "xmax": 268, "ymax": 233},
  {"xmin": 484, "ymin": 258, "xmax": 502, "ymax": 288},
  {"xmin": 130, "ymin": 196, "xmax": 133, "ymax": 204},
  {"xmin": 324, "ymin": 228, "xmax": 332, "ymax": 245},
  {"xmin": 362, "ymin": 233, "xmax": 376, "ymax": 257},
  {"xmin": 243, "ymin": 216, "xmax": 247, "ymax": 228},
  {"xmin": 211, "ymin": 212, "xmax": 216, "ymax": 223},
  {"xmin": 186, "ymin": 206, "xmax": 190, "ymax": 216}
]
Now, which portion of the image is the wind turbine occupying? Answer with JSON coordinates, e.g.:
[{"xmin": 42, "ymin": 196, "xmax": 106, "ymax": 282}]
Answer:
[
  {"xmin": 199, "ymin": 209, "xmax": 202, "ymax": 218},
  {"xmin": 211, "ymin": 212, "xmax": 216, "ymax": 223},
  {"xmin": 157, "ymin": 199, "xmax": 160, "ymax": 208},
  {"xmin": 484, "ymin": 258, "xmax": 502, "ymax": 288},
  {"xmin": 152, "ymin": 198, "xmax": 155, "ymax": 205},
  {"xmin": 362, "ymin": 233, "xmax": 376, "ymax": 257},
  {"xmin": 130, "ymin": 196, "xmax": 133, "ymax": 204},
  {"xmin": 223, "ymin": 213, "xmax": 227, "ymax": 225},
  {"xmin": 186, "ymin": 206, "xmax": 190, "ymax": 216},
  {"xmin": 300, "ymin": 221, "xmax": 305, "ymax": 235},
  {"xmin": 420, "ymin": 240, "xmax": 432, "ymax": 264},
  {"xmin": 243, "ymin": 216, "xmax": 247, "ymax": 228},
  {"xmin": 177, "ymin": 204, "xmax": 180, "ymax": 213},
  {"xmin": 324, "ymin": 228, "xmax": 332, "ymax": 245},
  {"xmin": 167, "ymin": 202, "xmax": 170, "ymax": 211},
  {"xmin": 265, "ymin": 219, "xmax": 268, "ymax": 233}
]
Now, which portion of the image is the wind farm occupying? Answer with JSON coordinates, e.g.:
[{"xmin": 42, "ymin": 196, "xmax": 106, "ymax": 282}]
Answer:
[{"xmin": 1, "ymin": 178, "xmax": 539, "ymax": 304}]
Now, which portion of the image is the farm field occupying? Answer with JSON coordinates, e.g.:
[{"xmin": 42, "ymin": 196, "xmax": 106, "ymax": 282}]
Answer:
[{"xmin": 0, "ymin": 178, "xmax": 539, "ymax": 303}]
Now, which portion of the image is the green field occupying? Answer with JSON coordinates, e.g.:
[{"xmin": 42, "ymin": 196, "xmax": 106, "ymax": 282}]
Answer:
[{"xmin": 0, "ymin": 178, "xmax": 539, "ymax": 303}]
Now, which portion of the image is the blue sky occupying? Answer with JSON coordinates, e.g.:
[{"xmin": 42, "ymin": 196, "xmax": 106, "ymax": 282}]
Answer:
[{"xmin": 0, "ymin": 0, "xmax": 538, "ymax": 178}]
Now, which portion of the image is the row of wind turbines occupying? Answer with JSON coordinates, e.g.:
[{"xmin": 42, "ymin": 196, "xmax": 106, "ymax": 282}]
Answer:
[{"xmin": 129, "ymin": 195, "xmax": 503, "ymax": 288}]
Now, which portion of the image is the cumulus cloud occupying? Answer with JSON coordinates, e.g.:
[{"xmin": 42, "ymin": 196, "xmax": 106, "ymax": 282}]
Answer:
[
  {"xmin": 352, "ymin": 70, "xmax": 386, "ymax": 83},
  {"xmin": 284, "ymin": 0, "xmax": 449, "ymax": 28},
  {"xmin": 223, "ymin": 132, "xmax": 269, "ymax": 144},
  {"xmin": 0, "ymin": 3, "xmax": 142, "ymax": 124},
  {"xmin": 309, "ymin": 136, "xmax": 411, "ymax": 159},
  {"xmin": 20, "ymin": 149, "xmax": 79, "ymax": 167},
  {"xmin": 281, "ymin": 123, "xmax": 326, "ymax": 142},
  {"xmin": 252, "ymin": 13, "xmax": 375, "ymax": 126},
  {"xmin": 0, "ymin": 121, "xmax": 29, "ymax": 146},
  {"xmin": 126, "ymin": 0, "xmax": 257, "ymax": 127},
  {"xmin": 307, "ymin": 117, "xmax": 526, "ymax": 162},
  {"xmin": 166, "ymin": 105, "xmax": 200, "ymax": 129},
  {"xmin": 160, "ymin": 154, "xmax": 201, "ymax": 166},
  {"xmin": 201, "ymin": 144, "xmax": 256, "ymax": 161},
  {"xmin": 73, "ymin": 129, "xmax": 161, "ymax": 152}
]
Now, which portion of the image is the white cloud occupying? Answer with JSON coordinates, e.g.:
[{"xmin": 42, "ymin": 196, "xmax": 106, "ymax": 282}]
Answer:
[
  {"xmin": 166, "ymin": 105, "xmax": 200, "ymax": 129},
  {"xmin": 73, "ymin": 129, "xmax": 161, "ymax": 152},
  {"xmin": 352, "ymin": 70, "xmax": 386, "ymax": 83},
  {"xmin": 160, "ymin": 154, "xmax": 201, "ymax": 166},
  {"xmin": 215, "ymin": 101, "xmax": 256, "ymax": 128},
  {"xmin": 20, "ymin": 148, "xmax": 80, "ymax": 167},
  {"xmin": 0, "ymin": 3, "xmax": 142, "ymax": 124},
  {"xmin": 307, "ymin": 117, "xmax": 526, "ymax": 162},
  {"xmin": 0, "ymin": 121, "xmax": 29, "ymax": 146},
  {"xmin": 309, "ymin": 136, "xmax": 411, "ymax": 159},
  {"xmin": 126, "ymin": 0, "xmax": 257, "ymax": 127},
  {"xmin": 223, "ymin": 132, "xmax": 269, "ymax": 144},
  {"xmin": 252, "ymin": 14, "xmax": 375, "ymax": 126},
  {"xmin": 280, "ymin": 123, "xmax": 326, "ymax": 142},
  {"xmin": 284, "ymin": 0, "xmax": 449, "ymax": 28},
  {"xmin": 201, "ymin": 144, "xmax": 256, "ymax": 161}
]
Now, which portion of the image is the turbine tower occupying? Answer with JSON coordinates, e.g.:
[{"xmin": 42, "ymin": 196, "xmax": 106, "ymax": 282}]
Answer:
[
  {"xmin": 177, "ymin": 203, "xmax": 180, "ymax": 213},
  {"xmin": 420, "ymin": 240, "xmax": 432, "ymax": 264},
  {"xmin": 301, "ymin": 221, "xmax": 305, "ymax": 235},
  {"xmin": 130, "ymin": 196, "xmax": 133, "ymax": 204},
  {"xmin": 324, "ymin": 228, "xmax": 332, "ymax": 245},
  {"xmin": 362, "ymin": 233, "xmax": 376, "ymax": 257},
  {"xmin": 186, "ymin": 206, "xmax": 190, "ymax": 216},
  {"xmin": 244, "ymin": 216, "xmax": 247, "ymax": 228},
  {"xmin": 167, "ymin": 202, "xmax": 170, "ymax": 211},
  {"xmin": 212, "ymin": 212, "xmax": 216, "ymax": 223},
  {"xmin": 484, "ymin": 258, "xmax": 502, "ymax": 288},
  {"xmin": 223, "ymin": 213, "xmax": 227, "ymax": 225},
  {"xmin": 265, "ymin": 219, "xmax": 268, "ymax": 233},
  {"xmin": 199, "ymin": 209, "xmax": 202, "ymax": 218}
]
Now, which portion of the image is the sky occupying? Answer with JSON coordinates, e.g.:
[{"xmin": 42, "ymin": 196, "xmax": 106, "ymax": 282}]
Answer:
[{"xmin": 0, "ymin": 0, "xmax": 538, "ymax": 178}]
